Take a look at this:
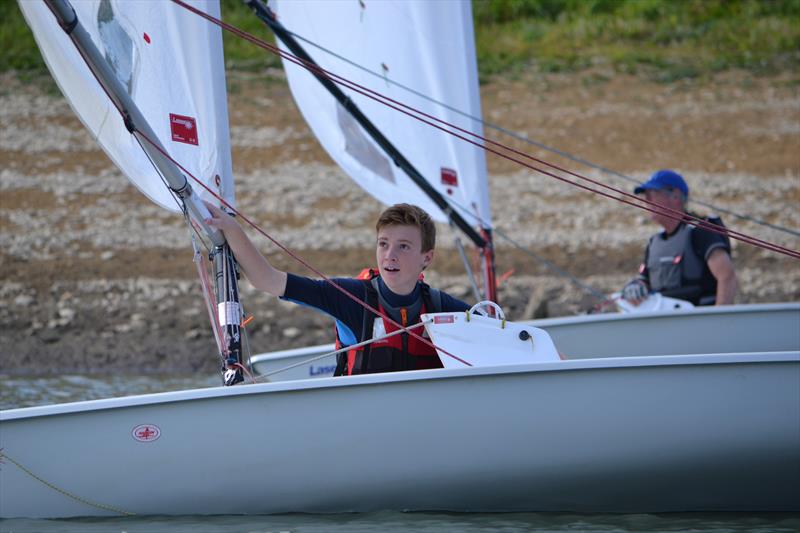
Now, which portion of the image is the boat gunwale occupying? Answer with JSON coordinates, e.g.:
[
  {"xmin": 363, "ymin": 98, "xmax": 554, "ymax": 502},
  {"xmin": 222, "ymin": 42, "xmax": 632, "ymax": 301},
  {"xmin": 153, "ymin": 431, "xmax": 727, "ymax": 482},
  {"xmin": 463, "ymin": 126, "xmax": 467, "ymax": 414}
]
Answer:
[
  {"xmin": 2, "ymin": 350, "xmax": 798, "ymax": 421},
  {"xmin": 525, "ymin": 302, "xmax": 800, "ymax": 327}
]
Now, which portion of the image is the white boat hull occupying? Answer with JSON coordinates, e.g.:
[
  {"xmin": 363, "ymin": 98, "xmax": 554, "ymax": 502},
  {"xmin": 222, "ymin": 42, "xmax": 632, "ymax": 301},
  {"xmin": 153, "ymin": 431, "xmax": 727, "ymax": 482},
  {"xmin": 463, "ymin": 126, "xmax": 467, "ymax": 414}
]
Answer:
[
  {"xmin": 250, "ymin": 303, "xmax": 800, "ymax": 380},
  {"xmin": 2, "ymin": 352, "xmax": 799, "ymax": 517},
  {"xmin": 540, "ymin": 302, "xmax": 800, "ymax": 358}
]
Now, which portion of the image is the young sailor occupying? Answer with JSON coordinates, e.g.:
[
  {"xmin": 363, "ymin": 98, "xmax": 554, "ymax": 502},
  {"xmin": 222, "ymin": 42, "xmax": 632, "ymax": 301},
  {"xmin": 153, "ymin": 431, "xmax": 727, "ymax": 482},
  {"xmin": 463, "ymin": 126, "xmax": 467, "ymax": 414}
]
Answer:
[
  {"xmin": 621, "ymin": 170, "xmax": 738, "ymax": 306},
  {"xmin": 205, "ymin": 202, "xmax": 470, "ymax": 374}
]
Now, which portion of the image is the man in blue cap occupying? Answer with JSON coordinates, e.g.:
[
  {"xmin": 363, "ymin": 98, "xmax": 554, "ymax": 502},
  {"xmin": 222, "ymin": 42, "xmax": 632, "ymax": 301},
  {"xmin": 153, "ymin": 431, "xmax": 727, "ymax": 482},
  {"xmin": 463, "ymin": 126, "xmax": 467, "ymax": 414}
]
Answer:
[{"xmin": 621, "ymin": 170, "xmax": 737, "ymax": 306}]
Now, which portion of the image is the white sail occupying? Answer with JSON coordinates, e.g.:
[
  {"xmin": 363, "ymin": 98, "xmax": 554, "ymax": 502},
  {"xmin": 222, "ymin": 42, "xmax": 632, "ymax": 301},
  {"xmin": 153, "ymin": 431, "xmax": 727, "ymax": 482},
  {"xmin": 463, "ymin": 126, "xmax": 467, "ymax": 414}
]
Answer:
[
  {"xmin": 18, "ymin": 0, "xmax": 235, "ymax": 212},
  {"xmin": 272, "ymin": 0, "xmax": 491, "ymax": 227}
]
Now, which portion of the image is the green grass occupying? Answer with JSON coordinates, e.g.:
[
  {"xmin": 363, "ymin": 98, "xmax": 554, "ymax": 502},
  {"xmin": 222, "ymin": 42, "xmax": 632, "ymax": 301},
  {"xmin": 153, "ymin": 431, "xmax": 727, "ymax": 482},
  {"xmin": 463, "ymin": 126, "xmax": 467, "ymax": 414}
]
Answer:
[
  {"xmin": 473, "ymin": 0, "xmax": 800, "ymax": 80},
  {"xmin": 218, "ymin": 0, "xmax": 280, "ymax": 72},
  {"xmin": 0, "ymin": 0, "xmax": 280, "ymax": 73},
  {"xmin": 3, "ymin": 0, "xmax": 798, "ymax": 83},
  {"xmin": 0, "ymin": 1, "xmax": 46, "ymax": 72}
]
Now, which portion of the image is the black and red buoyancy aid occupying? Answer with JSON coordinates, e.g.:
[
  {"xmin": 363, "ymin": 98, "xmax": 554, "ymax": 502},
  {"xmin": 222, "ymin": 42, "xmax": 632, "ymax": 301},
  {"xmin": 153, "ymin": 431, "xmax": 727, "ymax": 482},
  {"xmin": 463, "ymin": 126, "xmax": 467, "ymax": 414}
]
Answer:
[{"xmin": 333, "ymin": 269, "xmax": 442, "ymax": 376}]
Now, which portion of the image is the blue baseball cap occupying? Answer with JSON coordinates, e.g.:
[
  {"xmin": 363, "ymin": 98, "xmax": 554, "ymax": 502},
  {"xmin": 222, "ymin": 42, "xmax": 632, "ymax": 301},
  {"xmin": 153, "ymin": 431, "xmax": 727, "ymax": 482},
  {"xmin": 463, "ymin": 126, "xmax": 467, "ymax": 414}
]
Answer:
[{"xmin": 634, "ymin": 169, "xmax": 689, "ymax": 196}]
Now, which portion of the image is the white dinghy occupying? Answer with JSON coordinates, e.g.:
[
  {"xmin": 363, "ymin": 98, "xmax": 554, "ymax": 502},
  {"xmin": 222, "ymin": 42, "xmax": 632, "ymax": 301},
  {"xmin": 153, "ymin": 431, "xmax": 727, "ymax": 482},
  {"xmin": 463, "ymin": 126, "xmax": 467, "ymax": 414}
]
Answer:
[
  {"xmin": 3, "ymin": 330, "xmax": 799, "ymax": 516},
  {"xmin": 2, "ymin": 0, "xmax": 799, "ymax": 520}
]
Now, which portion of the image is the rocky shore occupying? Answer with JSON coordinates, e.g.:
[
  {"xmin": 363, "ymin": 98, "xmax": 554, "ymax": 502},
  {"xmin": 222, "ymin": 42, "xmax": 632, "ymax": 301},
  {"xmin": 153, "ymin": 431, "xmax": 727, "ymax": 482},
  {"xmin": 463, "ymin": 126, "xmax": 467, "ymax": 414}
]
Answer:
[{"xmin": 1, "ymin": 69, "xmax": 798, "ymax": 375}]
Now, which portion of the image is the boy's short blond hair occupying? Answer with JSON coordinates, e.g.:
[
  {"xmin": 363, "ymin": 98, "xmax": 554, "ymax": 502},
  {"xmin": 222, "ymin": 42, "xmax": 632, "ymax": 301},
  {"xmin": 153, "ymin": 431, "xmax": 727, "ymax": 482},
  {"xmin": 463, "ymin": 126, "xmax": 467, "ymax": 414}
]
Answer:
[{"xmin": 376, "ymin": 204, "xmax": 436, "ymax": 252}]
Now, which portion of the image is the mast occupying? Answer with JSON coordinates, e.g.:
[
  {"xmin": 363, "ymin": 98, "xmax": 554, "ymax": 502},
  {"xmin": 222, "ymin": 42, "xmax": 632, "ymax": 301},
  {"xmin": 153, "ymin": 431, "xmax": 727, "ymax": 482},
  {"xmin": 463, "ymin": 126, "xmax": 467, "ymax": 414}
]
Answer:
[
  {"xmin": 44, "ymin": 0, "xmax": 245, "ymax": 385},
  {"xmin": 246, "ymin": 0, "xmax": 498, "ymax": 302}
]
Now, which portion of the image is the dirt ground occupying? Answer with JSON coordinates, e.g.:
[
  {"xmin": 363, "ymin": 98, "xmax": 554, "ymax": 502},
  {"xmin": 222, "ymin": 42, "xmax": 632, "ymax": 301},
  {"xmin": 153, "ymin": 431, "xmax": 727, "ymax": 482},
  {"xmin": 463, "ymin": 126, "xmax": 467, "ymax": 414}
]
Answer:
[{"xmin": 1, "ymin": 68, "xmax": 798, "ymax": 375}]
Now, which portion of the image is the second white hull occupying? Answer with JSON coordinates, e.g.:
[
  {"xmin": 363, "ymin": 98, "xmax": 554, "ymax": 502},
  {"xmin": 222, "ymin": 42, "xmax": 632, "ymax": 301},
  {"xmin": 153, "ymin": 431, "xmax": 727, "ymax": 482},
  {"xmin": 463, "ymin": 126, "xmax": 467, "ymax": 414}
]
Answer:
[{"xmin": 250, "ymin": 303, "xmax": 800, "ymax": 380}]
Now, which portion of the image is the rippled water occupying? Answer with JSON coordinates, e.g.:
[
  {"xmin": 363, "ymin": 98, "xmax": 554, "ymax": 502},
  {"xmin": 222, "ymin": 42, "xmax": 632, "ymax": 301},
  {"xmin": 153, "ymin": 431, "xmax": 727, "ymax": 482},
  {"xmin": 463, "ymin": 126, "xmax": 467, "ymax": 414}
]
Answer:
[
  {"xmin": 2, "ymin": 374, "xmax": 798, "ymax": 532},
  {"xmin": 1, "ymin": 511, "xmax": 797, "ymax": 533},
  {"xmin": 0, "ymin": 373, "xmax": 219, "ymax": 410}
]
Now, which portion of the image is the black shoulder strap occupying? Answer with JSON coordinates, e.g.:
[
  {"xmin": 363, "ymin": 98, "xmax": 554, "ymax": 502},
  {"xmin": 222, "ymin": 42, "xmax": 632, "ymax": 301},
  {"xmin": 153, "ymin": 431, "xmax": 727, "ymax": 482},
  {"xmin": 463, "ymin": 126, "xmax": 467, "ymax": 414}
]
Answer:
[
  {"xmin": 687, "ymin": 213, "xmax": 731, "ymax": 252},
  {"xmin": 333, "ymin": 278, "xmax": 379, "ymax": 376},
  {"xmin": 420, "ymin": 282, "xmax": 442, "ymax": 313},
  {"xmin": 361, "ymin": 278, "xmax": 380, "ymax": 342},
  {"xmin": 349, "ymin": 279, "xmax": 379, "ymax": 375},
  {"xmin": 705, "ymin": 215, "xmax": 730, "ymax": 248}
]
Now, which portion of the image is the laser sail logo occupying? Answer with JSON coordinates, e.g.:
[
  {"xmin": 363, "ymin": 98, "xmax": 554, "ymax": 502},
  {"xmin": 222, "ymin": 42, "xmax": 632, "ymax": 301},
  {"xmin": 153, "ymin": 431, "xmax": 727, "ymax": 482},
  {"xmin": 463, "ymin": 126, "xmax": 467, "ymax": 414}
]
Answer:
[
  {"xmin": 170, "ymin": 113, "xmax": 198, "ymax": 145},
  {"xmin": 441, "ymin": 167, "xmax": 458, "ymax": 195}
]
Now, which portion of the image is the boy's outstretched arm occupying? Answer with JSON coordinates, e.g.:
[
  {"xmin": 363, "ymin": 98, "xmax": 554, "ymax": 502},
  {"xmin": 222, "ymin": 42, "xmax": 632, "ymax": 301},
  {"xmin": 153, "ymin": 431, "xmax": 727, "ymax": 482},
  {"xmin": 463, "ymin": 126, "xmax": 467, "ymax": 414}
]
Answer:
[{"xmin": 204, "ymin": 202, "xmax": 288, "ymax": 297}]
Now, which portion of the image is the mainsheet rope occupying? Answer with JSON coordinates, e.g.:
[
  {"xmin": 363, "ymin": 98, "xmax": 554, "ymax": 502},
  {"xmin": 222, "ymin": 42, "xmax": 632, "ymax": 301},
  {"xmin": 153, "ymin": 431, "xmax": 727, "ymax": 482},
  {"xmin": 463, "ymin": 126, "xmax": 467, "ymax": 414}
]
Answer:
[
  {"xmin": 239, "ymin": 7, "xmax": 800, "ymax": 299},
  {"xmin": 172, "ymin": 0, "xmax": 800, "ymax": 261},
  {"xmin": 284, "ymin": 25, "xmax": 800, "ymax": 240}
]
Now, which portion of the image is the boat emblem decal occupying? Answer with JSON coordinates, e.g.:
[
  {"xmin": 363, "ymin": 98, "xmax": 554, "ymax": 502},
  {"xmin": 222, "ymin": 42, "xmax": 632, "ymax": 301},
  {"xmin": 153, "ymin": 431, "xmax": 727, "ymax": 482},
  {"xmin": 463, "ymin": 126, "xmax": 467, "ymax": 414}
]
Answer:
[
  {"xmin": 170, "ymin": 113, "xmax": 198, "ymax": 146},
  {"xmin": 433, "ymin": 315, "xmax": 455, "ymax": 324},
  {"xmin": 132, "ymin": 424, "xmax": 161, "ymax": 442}
]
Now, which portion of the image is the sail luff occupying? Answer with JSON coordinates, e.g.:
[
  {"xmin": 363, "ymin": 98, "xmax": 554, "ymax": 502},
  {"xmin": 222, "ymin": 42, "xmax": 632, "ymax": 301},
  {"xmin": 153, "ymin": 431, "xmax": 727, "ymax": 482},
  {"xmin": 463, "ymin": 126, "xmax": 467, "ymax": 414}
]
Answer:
[
  {"xmin": 41, "ymin": 0, "xmax": 223, "ymax": 245},
  {"xmin": 30, "ymin": 0, "xmax": 247, "ymax": 383}
]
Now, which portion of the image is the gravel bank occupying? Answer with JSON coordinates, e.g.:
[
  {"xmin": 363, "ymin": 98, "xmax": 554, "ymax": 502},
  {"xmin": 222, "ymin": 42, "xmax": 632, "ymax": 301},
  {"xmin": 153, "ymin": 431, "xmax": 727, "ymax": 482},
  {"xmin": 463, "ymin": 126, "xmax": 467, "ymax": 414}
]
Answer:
[{"xmin": 1, "ymin": 70, "xmax": 798, "ymax": 375}]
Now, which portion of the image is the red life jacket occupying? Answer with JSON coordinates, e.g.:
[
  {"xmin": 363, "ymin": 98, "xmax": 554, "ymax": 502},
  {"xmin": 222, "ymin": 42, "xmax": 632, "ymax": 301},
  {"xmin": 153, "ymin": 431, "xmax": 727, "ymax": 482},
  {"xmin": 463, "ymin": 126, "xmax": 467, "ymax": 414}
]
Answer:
[{"xmin": 333, "ymin": 269, "xmax": 442, "ymax": 376}]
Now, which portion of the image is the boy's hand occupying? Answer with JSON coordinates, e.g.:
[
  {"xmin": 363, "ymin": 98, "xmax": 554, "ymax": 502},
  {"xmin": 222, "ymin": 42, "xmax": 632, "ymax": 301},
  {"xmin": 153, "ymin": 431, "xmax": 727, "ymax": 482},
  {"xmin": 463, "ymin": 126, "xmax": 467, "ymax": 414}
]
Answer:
[
  {"xmin": 202, "ymin": 201, "xmax": 287, "ymax": 297},
  {"xmin": 203, "ymin": 201, "xmax": 240, "ymax": 235}
]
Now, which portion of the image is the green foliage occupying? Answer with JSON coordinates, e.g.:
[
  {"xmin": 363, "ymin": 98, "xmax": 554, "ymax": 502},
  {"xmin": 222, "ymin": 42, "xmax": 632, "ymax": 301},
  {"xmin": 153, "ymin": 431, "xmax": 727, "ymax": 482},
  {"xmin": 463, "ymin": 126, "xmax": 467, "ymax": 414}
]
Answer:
[
  {"xmin": 473, "ymin": 0, "xmax": 570, "ymax": 22},
  {"xmin": 3, "ymin": 0, "xmax": 798, "ymax": 83},
  {"xmin": 219, "ymin": 0, "xmax": 280, "ymax": 71},
  {"xmin": 0, "ymin": 0, "xmax": 282, "ymax": 75},
  {"xmin": 475, "ymin": 0, "xmax": 800, "ymax": 80},
  {"xmin": 0, "ymin": 2, "xmax": 46, "ymax": 72}
]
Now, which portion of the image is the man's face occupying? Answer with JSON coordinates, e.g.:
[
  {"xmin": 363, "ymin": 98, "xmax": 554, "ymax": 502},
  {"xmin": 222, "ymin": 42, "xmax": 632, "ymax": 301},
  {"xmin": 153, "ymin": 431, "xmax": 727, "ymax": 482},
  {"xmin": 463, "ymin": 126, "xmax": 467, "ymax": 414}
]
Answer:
[
  {"xmin": 644, "ymin": 188, "xmax": 683, "ymax": 229},
  {"xmin": 375, "ymin": 224, "xmax": 433, "ymax": 296}
]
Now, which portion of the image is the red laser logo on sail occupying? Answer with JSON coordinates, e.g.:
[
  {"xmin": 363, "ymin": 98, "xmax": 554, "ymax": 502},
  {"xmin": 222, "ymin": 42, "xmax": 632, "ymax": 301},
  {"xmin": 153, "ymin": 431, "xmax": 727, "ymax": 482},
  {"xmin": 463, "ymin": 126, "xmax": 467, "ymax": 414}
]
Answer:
[
  {"xmin": 441, "ymin": 168, "xmax": 458, "ymax": 195},
  {"xmin": 170, "ymin": 113, "xmax": 198, "ymax": 145},
  {"xmin": 441, "ymin": 168, "xmax": 458, "ymax": 187}
]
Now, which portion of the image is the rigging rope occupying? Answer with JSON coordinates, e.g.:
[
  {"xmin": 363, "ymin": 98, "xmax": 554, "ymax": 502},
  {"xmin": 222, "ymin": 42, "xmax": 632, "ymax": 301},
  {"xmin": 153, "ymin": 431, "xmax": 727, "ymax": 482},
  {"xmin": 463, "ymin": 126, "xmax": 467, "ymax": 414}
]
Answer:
[
  {"xmin": 2, "ymin": 451, "xmax": 135, "ymax": 516},
  {"xmin": 192, "ymin": 235, "xmax": 226, "ymax": 356},
  {"xmin": 256, "ymin": 15, "xmax": 800, "ymax": 296},
  {"xmin": 284, "ymin": 26, "xmax": 800, "ymax": 240},
  {"xmin": 171, "ymin": 0, "xmax": 800, "ymax": 261}
]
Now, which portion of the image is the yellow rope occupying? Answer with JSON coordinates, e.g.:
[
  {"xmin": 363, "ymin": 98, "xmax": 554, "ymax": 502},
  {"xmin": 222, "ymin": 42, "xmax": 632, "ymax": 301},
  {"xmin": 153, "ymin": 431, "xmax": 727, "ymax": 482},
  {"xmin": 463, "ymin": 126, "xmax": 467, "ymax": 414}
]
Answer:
[{"xmin": 1, "ymin": 450, "xmax": 136, "ymax": 516}]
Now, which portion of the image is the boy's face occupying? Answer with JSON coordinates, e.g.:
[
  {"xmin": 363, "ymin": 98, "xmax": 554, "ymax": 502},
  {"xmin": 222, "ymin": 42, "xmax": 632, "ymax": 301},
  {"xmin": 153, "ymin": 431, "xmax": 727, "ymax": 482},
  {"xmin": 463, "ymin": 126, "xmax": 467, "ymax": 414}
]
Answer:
[{"xmin": 376, "ymin": 224, "xmax": 433, "ymax": 296}]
